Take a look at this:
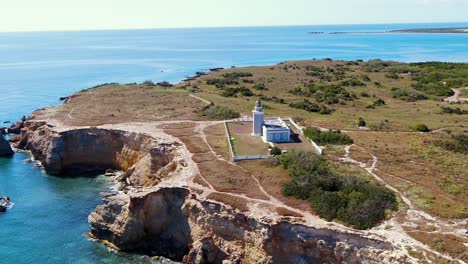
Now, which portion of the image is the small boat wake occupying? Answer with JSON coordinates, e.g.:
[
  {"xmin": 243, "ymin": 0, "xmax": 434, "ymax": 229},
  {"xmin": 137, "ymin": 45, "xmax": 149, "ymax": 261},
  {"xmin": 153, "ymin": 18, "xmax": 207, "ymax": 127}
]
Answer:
[{"xmin": 0, "ymin": 197, "xmax": 12, "ymax": 213}]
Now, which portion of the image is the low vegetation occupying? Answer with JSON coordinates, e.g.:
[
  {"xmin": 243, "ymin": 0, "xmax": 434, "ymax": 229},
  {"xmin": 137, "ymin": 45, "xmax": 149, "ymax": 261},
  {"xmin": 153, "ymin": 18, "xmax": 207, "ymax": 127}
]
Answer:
[
  {"xmin": 441, "ymin": 106, "xmax": 468, "ymax": 115},
  {"xmin": 303, "ymin": 128, "xmax": 353, "ymax": 145},
  {"xmin": 435, "ymin": 134, "xmax": 468, "ymax": 154},
  {"xmin": 280, "ymin": 151, "xmax": 398, "ymax": 229},
  {"xmin": 391, "ymin": 88, "xmax": 428, "ymax": 101},
  {"xmin": 289, "ymin": 84, "xmax": 353, "ymax": 105},
  {"xmin": 221, "ymin": 86, "xmax": 254, "ymax": 97},
  {"xmin": 289, "ymin": 99, "xmax": 332, "ymax": 114},
  {"xmin": 198, "ymin": 104, "xmax": 240, "ymax": 119},
  {"xmin": 413, "ymin": 123, "xmax": 430, "ymax": 132},
  {"xmin": 409, "ymin": 62, "xmax": 468, "ymax": 96}
]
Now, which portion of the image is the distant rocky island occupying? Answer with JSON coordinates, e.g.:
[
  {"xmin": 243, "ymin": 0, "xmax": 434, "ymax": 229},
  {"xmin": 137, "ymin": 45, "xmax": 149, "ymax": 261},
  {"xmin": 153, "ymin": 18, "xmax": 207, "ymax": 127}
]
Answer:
[
  {"xmin": 315, "ymin": 27, "xmax": 468, "ymax": 34},
  {"xmin": 389, "ymin": 27, "xmax": 468, "ymax": 33}
]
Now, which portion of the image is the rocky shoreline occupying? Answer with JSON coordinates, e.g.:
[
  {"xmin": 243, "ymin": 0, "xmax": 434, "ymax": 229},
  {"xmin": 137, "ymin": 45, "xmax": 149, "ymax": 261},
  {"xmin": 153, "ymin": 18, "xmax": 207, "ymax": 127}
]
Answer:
[{"xmin": 9, "ymin": 117, "xmax": 412, "ymax": 264}]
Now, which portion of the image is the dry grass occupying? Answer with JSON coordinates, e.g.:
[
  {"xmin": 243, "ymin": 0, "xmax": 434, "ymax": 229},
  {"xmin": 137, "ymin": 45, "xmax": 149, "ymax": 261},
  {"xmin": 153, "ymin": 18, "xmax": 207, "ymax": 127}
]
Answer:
[
  {"xmin": 408, "ymin": 231, "xmax": 468, "ymax": 262},
  {"xmin": 197, "ymin": 159, "xmax": 269, "ymax": 200},
  {"xmin": 177, "ymin": 136, "xmax": 211, "ymax": 154},
  {"xmin": 349, "ymin": 131, "xmax": 467, "ymax": 218},
  {"xmin": 203, "ymin": 123, "xmax": 230, "ymax": 160},
  {"xmin": 193, "ymin": 174, "xmax": 210, "ymax": 188},
  {"xmin": 207, "ymin": 192, "xmax": 249, "ymax": 212},
  {"xmin": 40, "ymin": 84, "xmax": 207, "ymax": 126},
  {"xmin": 276, "ymin": 207, "xmax": 303, "ymax": 217},
  {"xmin": 191, "ymin": 153, "xmax": 217, "ymax": 163},
  {"xmin": 238, "ymin": 159, "xmax": 311, "ymax": 213},
  {"xmin": 347, "ymin": 145, "xmax": 374, "ymax": 167},
  {"xmin": 227, "ymin": 121, "xmax": 270, "ymax": 156}
]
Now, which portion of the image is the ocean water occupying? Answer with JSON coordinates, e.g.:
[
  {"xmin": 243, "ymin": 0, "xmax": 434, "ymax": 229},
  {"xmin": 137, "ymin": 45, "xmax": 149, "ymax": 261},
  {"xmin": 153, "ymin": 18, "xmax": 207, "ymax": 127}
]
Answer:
[{"xmin": 0, "ymin": 23, "xmax": 468, "ymax": 263}]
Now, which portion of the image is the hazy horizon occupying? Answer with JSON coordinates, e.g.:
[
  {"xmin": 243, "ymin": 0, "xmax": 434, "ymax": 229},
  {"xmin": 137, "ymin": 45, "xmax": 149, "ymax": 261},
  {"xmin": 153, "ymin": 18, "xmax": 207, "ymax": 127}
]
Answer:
[{"xmin": 2, "ymin": 0, "xmax": 468, "ymax": 32}]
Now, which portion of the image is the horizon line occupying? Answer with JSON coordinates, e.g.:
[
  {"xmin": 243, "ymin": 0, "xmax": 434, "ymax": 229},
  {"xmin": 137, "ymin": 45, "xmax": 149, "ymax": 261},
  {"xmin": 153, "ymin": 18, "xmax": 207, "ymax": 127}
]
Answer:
[{"xmin": 1, "ymin": 20, "xmax": 468, "ymax": 34}]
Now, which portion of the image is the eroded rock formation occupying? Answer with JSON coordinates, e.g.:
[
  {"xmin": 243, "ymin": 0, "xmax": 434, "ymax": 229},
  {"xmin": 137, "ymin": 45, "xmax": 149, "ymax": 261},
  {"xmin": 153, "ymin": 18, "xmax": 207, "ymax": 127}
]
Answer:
[
  {"xmin": 89, "ymin": 187, "xmax": 398, "ymax": 264},
  {"xmin": 16, "ymin": 121, "xmax": 178, "ymax": 186},
  {"xmin": 0, "ymin": 135, "xmax": 13, "ymax": 156}
]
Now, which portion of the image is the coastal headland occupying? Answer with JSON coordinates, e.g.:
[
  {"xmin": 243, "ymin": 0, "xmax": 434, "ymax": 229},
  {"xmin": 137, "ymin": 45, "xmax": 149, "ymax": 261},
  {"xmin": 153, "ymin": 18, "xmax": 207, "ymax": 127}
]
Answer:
[{"xmin": 10, "ymin": 59, "xmax": 468, "ymax": 263}]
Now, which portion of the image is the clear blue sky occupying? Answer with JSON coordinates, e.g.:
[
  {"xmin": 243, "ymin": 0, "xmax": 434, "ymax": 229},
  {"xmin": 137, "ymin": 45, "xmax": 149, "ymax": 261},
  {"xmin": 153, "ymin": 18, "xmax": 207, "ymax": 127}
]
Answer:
[{"xmin": 1, "ymin": 0, "xmax": 467, "ymax": 32}]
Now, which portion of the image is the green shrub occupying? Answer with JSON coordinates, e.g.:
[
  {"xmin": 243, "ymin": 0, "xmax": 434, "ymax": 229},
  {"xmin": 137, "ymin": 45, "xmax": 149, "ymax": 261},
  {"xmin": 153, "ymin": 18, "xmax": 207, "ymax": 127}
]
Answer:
[
  {"xmin": 253, "ymin": 83, "xmax": 268, "ymax": 90},
  {"xmin": 206, "ymin": 78, "xmax": 239, "ymax": 88},
  {"xmin": 385, "ymin": 72, "xmax": 400, "ymax": 80},
  {"xmin": 373, "ymin": 98, "xmax": 386, "ymax": 106},
  {"xmin": 289, "ymin": 99, "xmax": 332, "ymax": 114},
  {"xmin": 414, "ymin": 123, "xmax": 430, "ymax": 132},
  {"xmin": 198, "ymin": 104, "xmax": 240, "ymax": 119},
  {"xmin": 391, "ymin": 88, "xmax": 428, "ymax": 101},
  {"xmin": 409, "ymin": 62, "xmax": 468, "ymax": 96},
  {"xmin": 270, "ymin": 147, "xmax": 282, "ymax": 155},
  {"xmin": 360, "ymin": 91, "xmax": 370, "ymax": 97},
  {"xmin": 221, "ymin": 87, "xmax": 253, "ymax": 97},
  {"xmin": 289, "ymin": 84, "xmax": 352, "ymax": 105},
  {"xmin": 358, "ymin": 117, "xmax": 366, "ymax": 127},
  {"xmin": 142, "ymin": 80, "xmax": 155, "ymax": 86},
  {"xmin": 280, "ymin": 151, "xmax": 398, "ymax": 229},
  {"xmin": 440, "ymin": 106, "xmax": 468, "ymax": 115},
  {"xmin": 303, "ymin": 128, "xmax": 353, "ymax": 145},
  {"xmin": 341, "ymin": 79, "xmax": 366, "ymax": 87},
  {"xmin": 156, "ymin": 81, "xmax": 173, "ymax": 87},
  {"xmin": 435, "ymin": 134, "xmax": 468, "ymax": 154},
  {"xmin": 222, "ymin": 72, "xmax": 253, "ymax": 79}
]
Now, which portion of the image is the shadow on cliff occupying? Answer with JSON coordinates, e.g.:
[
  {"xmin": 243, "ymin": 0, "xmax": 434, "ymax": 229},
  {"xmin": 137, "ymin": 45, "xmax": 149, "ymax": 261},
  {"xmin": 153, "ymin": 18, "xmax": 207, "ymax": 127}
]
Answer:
[{"xmin": 90, "ymin": 188, "xmax": 193, "ymax": 261}]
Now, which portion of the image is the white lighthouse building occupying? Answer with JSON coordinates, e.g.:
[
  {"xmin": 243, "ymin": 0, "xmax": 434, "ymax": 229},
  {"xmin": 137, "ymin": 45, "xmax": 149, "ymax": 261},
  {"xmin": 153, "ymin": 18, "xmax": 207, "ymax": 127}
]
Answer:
[
  {"xmin": 252, "ymin": 101, "xmax": 291, "ymax": 143},
  {"xmin": 252, "ymin": 100, "xmax": 264, "ymax": 136}
]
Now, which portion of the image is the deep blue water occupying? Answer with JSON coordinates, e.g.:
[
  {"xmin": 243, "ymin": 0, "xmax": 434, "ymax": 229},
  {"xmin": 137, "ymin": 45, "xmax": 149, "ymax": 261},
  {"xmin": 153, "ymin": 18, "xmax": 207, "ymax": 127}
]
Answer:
[{"xmin": 0, "ymin": 23, "xmax": 468, "ymax": 263}]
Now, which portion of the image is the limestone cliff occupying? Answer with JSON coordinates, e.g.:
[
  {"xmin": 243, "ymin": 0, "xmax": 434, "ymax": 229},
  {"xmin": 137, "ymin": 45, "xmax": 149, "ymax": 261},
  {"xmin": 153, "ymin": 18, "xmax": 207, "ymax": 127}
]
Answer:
[
  {"xmin": 89, "ymin": 187, "xmax": 399, "ymax": 264},
  {"xmin": 16, "ymin": 121, "xmax": 178, "ymax": 186}
]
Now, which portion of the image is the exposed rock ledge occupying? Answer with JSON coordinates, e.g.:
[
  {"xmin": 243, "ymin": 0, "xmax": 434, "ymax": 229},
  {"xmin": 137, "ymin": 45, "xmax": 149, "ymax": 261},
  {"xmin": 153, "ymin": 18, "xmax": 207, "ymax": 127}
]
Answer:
[
  {"xmin": 89, "ymin": 187, "xmax": 395, "ymax": 263},
  {"xmin": 16, "ymin": 120, "xmax": 402, "ymax": 263}
]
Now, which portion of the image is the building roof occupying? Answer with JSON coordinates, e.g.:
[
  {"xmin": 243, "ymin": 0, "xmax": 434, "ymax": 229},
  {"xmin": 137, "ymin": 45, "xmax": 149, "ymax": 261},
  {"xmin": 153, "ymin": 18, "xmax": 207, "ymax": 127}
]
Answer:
[{"xmin": 263, "ymin": 118, "xmax": 290, "ymax": 131}]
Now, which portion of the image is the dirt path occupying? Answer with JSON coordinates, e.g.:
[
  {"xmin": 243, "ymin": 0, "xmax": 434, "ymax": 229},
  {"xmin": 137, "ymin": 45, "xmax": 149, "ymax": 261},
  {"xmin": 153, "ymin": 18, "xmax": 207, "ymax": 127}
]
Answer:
[
  {"xmin": 340, "ymin": 144, "xmax": 467, "ymax": 263},
  {"xmin": 189, "ymin": 93, "xmax": 212, "ymax": 105},
  {"xmin": 444, "ymin": 87, "xmax": 468, "ymax": 102}
]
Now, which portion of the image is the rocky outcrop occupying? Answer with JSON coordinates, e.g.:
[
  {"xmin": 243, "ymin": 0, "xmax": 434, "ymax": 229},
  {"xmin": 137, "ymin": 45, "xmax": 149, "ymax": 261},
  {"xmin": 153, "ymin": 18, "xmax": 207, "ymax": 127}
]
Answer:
[
  {"xmin": 16, "ymin": 122, "xmax": 178, "ymax": 186},
  {"xmin": 0, "ymin": 135, "xmax": 13, "ymax": 156},
  {"xmin": 89, "ymin": 187, "xmax": 401, "ymax": 264}
]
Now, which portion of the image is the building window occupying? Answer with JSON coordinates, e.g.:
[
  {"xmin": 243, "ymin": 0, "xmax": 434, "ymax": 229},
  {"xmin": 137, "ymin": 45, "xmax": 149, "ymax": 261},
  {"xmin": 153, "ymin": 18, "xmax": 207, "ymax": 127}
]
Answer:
[
  {"xmin": 268, "ymin": 134, "xmax": 272, "ymax": 141},
  {"xmin": 276, "ymin": 133, "xmax": 280, "ymax": 140},
  {"xmin": 283, "ymin": 133, "xmax": 288, "ymax": 140}
]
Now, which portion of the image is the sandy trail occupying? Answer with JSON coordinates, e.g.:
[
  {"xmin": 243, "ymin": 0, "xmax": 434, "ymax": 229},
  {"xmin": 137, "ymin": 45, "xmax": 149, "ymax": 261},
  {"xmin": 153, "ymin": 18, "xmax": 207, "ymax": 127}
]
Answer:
[{"xmin": 444, "ymin": 87, "xmax": 468, "ymax": 102}]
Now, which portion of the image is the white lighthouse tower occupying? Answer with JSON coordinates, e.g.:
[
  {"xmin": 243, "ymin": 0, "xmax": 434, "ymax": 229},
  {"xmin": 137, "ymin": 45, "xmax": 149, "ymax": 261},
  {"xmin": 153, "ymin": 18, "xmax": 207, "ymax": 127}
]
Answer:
[{"xmin": 252, "ymin": 100, "xmax": 264, "ymax": 136}]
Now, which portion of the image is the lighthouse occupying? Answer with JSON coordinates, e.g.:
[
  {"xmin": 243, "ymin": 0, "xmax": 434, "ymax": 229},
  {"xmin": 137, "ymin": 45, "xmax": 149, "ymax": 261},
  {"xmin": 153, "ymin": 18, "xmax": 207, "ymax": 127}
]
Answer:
[{"xmin": 252, "ymin": 100, "xmax": 264, "ymax": 136}]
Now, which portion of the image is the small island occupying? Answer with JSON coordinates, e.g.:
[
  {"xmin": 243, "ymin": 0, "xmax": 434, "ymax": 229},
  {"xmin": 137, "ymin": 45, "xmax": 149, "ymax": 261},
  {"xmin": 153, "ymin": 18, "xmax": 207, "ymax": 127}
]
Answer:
[
  {"xmin": 389, "ymin": 27, "xmax": 468, "ymax": 33},
  {"xmin": 325, "ymin": 27, "xmax": 468, "ymax": 34}
]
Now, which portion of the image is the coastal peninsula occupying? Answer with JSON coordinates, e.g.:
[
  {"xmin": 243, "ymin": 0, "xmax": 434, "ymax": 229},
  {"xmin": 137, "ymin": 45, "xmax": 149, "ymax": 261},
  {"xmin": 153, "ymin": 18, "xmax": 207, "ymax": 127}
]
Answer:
[{"xmin": 10, "ymin": 59, "xmax": 468, "ymax": 263}]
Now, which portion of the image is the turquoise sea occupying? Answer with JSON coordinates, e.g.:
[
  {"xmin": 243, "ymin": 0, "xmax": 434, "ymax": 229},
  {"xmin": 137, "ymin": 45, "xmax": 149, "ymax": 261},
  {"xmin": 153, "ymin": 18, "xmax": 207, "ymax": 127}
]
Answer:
[{"xmin": 1, "ymin": 23, "xmax": 468, "ymax": 263}]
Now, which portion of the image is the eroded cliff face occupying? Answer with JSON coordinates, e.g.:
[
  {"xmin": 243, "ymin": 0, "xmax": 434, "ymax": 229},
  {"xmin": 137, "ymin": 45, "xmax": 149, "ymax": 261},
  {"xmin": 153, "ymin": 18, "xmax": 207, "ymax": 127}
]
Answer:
[
  {"xmin": 16, "ymin": 121, "xmax": 177, "ymax": 186},
  {"xmin": 89, "ymin": 187, "xmax": 398, "ymax": 264}
]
